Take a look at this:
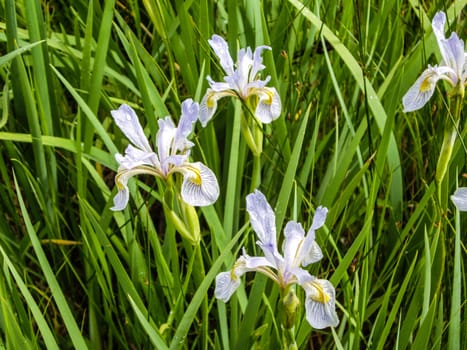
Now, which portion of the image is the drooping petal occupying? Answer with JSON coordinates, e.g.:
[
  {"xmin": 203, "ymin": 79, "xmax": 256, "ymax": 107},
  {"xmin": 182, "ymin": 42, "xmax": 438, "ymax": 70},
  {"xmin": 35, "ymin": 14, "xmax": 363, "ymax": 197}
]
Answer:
[
  {"xmin": 254, "ymin": 87, "xmax": 282, "ymax": 123},
  {"xmin": 214, "ymin": 254, "xmax": 269, "ymax": 302},
  {"xmin": 302, "ymin": 278, "xmax": 339, "ymax": 329},
  {"xmin": 215, "ymin": 271, "xmax": 241, "ymax": 302},
  {"xmin": 209, "ymin": 34, "xmax": 235, "ymax": 76},
  {"xmin": 111, "ymin": 186, "xmax": 130, "ymax": 211},
  {"xmin": 246, "ymin": 190, "xmax": 277, "ymax": 248},
  {"xmin": 111, "ymin": 165, "xmax": 162, "ymax": 211},
  {"xmin": 199, "ymin": 87, "xmax": 237, "ymax": 127},
  {"xmin": 111, "ymin": 104, "xmax": 153, "ymax": 153},
  {"xmin": 180, "ymin": 162, "xmax": 219, "ymax": 206},
  {"xmin": 402, "ymin": 66, "xmax": 454, "ymax": 112},
  {"xmin": 172, "ymin": 99, "xmax": 198, "ymax": 153},
  {"xmin": 451, "ymin": 187, "xmax": 467, "ymax": 211}
]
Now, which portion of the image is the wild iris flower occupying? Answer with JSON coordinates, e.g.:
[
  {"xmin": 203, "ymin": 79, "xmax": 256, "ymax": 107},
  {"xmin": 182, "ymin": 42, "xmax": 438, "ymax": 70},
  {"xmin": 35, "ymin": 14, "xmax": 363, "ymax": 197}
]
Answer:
[
  {"xmin": 200, "ymin": 34, "xmax": 281, "ymax": 126},
  {"xmin": 110, "ymin": 99, "xmax": 219, "ymax": 211},
  {"xmin": 215, "ymin": 190, "xmax": 339, "ymax": 329},
  {"xmin": 402, "ymin": 11, "xmax": 466, "ymax": 112}
]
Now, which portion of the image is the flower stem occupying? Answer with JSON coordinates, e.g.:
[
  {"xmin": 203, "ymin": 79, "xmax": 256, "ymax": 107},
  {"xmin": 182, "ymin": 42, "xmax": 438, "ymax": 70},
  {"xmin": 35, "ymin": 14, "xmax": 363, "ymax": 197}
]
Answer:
[
  {"xmin": 435, "ymin": 89, "xmax": 464, "ymax": 204},
  {"xmin": 280, "ymin": 286, "xmax": 299, "ymax": 349}
]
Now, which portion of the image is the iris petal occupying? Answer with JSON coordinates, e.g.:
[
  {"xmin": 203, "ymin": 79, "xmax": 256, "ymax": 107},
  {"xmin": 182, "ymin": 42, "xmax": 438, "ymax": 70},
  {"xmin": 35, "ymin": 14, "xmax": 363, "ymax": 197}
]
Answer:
[
  {"xmin": 402, "ymin": 66, "xmax": 453, "ymax": 112},
  {"xmin": 111, "ymin": 104, "xmax": 153, "ymax": 153},
  {"xmin": 302, "ymin": 279, "xmax": 339, "ymax": 329},
  {"xmin": 451, "ymin": 187, "xmax": 467, "ymax": 211},
  {"xmin": 254, "ymin": 87, "xmax": 282, "ymax": 123},
  {"xmin": 180, "ymin": 162, "xmax": 219, "ymax": 206}
]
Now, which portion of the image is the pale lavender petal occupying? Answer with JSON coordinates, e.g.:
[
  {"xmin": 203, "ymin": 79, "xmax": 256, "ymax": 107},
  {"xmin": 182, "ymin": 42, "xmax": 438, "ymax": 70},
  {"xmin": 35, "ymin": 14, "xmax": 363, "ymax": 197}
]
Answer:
[
  {"xmin": 402, "ymin": 66, "xmax": 454, "ymax": 112},
  {"xmin": 209, "ymin": 34, "xmax": 235, "ymax": 75},
  {"xmin": 300, "ymin": 206, "xmax": 327, "ymax": 265},
  {"xmin": 207, "ymin": 76, "xmax": 235, "ymax": 92},
  {"xmin": 283, "ymin": 221, "xmax": 306, "ymax": 268},
  {"xmin": 173, "ymin": 99, "xmax": 198, "ymax": 152},
  {"xmin": 432, "ymin": 11, "xmax": 465, "ymax": 79},
  {"xmin": 254, "ymin": 87, "xmax": 281, "ymax": 123},
  {"xmin": 300, "ymin": 240, "xmax": 323, "ymax": 267},
  {"xmin": 302, "ymin": 278, "xmax": 339, "ymax": 329},
  {"xmin": 215, "ymin": 254, "xmax": 265, "ymax": 302},
  {"xmin": 111, "ymin": 187, "xmax": 130, "ymax": 211},
  {"xmin": 111, "ymin": 166, "xmax": 162, "ymax": 211},
  {"xmin": 157, "ymin": 117, "xmax": 176, "ymax": 173},
  {"xmin": 180, "ymin": 162, "xmax": 219, "ymax": 206},
  {"xmin": 199, "ymin": 88, "xmax": 236, "ymax": 127},
  {"xmin": 310, "ymin": 206, "xmax": 328, "ymax": 231},
  {"xmin": 250, "ymin": 45, "xmax": 270, "ymax": 79},
  {"xmin": 246, "ymin": 190, "xmax": 277, "ymax": 247},
  {"xmin": 116, "ymin": 144, "xmax": 160, "ymax": 170},
  {"xmin": 451, "ymin": 187, "xmax": 467, "ymax": 211},
  {"xmin": 215, "ymin": 271, "xmax": 241, "ymax": 302},
  {"xmin": 111, "ymin": 104, "xmax": 152, "ymax": 153}
]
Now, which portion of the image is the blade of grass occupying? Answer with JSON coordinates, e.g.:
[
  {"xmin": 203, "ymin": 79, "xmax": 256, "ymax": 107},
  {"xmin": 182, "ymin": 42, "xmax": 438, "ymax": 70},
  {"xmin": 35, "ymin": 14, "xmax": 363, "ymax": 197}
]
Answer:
[
  {"xmin": 0, "ymin": 244, "xmax": 60, "ymax": 350},
  {"xmin": 13, "ymin": 173, "xmax": 88, "ymax": 349}
]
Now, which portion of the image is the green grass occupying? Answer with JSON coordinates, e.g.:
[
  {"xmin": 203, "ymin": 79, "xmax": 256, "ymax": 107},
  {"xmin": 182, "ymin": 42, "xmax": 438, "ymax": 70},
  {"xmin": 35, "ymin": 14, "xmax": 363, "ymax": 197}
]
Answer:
[{"xmin": 0, "ymin": 0, "xmax": 466, "ymax": 348}]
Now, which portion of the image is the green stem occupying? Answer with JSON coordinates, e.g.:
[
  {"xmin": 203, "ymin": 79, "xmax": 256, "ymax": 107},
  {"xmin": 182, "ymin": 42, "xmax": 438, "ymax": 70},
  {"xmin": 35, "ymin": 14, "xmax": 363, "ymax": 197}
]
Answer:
[
  {"xmin": 280, "ymin": 286, "xmax": 299, "ymax": 349},
  {"xmin": 435, "ymin": 90, "xmax": 464, "ymax": 205}
]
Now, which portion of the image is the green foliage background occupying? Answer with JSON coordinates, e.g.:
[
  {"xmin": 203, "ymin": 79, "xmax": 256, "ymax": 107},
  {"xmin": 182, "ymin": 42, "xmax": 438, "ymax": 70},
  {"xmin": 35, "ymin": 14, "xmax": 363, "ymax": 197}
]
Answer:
[{"xmin": 0, "ymin": 0, "xmax": 465, "ymax": 348}]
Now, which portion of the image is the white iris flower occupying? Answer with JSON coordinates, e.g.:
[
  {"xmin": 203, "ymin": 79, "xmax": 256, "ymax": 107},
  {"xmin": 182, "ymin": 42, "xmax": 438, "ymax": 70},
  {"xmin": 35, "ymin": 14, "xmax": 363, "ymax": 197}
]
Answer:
[
  {"xmin": 215, "ymin": 190, "xmax": 339, "ymax": 329},
  {"xmin": 403, "ymin": 11, "xmax": 466, "ymax": 112},
  {"xmin": 200, "ymin": 34, "xmax": 281, "ymax": 126},
  {"xmin": 110, "ymin": 99, "xmax": 219, "ymax": 211}
]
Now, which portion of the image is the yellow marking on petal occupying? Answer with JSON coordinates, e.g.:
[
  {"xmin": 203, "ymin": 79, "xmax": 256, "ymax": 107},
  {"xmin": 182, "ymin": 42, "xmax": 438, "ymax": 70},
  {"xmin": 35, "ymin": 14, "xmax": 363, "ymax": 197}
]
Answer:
[
  {"xmin": 207, "ymin": 96, "xmax": 216, "ymax": 108},
  {"xmin": 420, "ymin": 77, "xmax": 432, "ymax": 92},
  {"xmin": 263, "ymin": 89, "xmax": 274, "ymax": 104},
  {"xmin": 184, "ymin": 164, "xmax": 202, "ymax": 185},
  {"xmin": 115, "ymin": 172, "xmax": 126, "ymax": 190},
  {"xmin": 230, "ymin": 269, "xmax": 238, "ymax": 281},
  {"xmin": 310, "ymin": 281, "xmax": 330, "ymax": 303}
]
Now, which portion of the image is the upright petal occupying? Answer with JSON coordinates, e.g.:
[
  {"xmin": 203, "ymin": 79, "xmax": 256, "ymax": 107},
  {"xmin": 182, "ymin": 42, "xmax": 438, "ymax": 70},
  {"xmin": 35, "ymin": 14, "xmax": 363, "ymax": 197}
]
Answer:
[
  {"xmin": 246, "ymin": 190, "xmax": 277, "ymax": 247},
  {"xmin": 283, "ymin": 221, "xmax": 306, "ymax": 268},
  {"xmin": 173, "ymin": 99, "xmax": 198, "ymax": 152},
  {"xmin": 209, "ymin": 34, "xmax": 235, "ymax": 76},
  {"xmin": 111, "ymin": 104, "xmax": 153, "ymax": 153},
  {"xmin": 157, "ymin": 117, "xmax": 177, "ymax": 173},
  {"xmin": 302, "ymin": 278, "xmax": 339, "ymax": 329},
  {"xmin": 432, "ymin": 12, "xmax": 465, "ymax": 79},
  {"xmin": 250, "ymin": 45, "xmax": 270, "ymax": 79},
  {"xmin": 309, "ymin": 206, "xmax": 328, "ymax": 231},
  {"xmin": 299, "ymin": 206, "xmax": 327, "ymax": 266},
  {"xmin": 180, "ymin": 162, "xmax": 219, "ymax": 206},
  {"xmin": 451, "ymin": 187, "xmax": 467, "ymax": 211}
]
